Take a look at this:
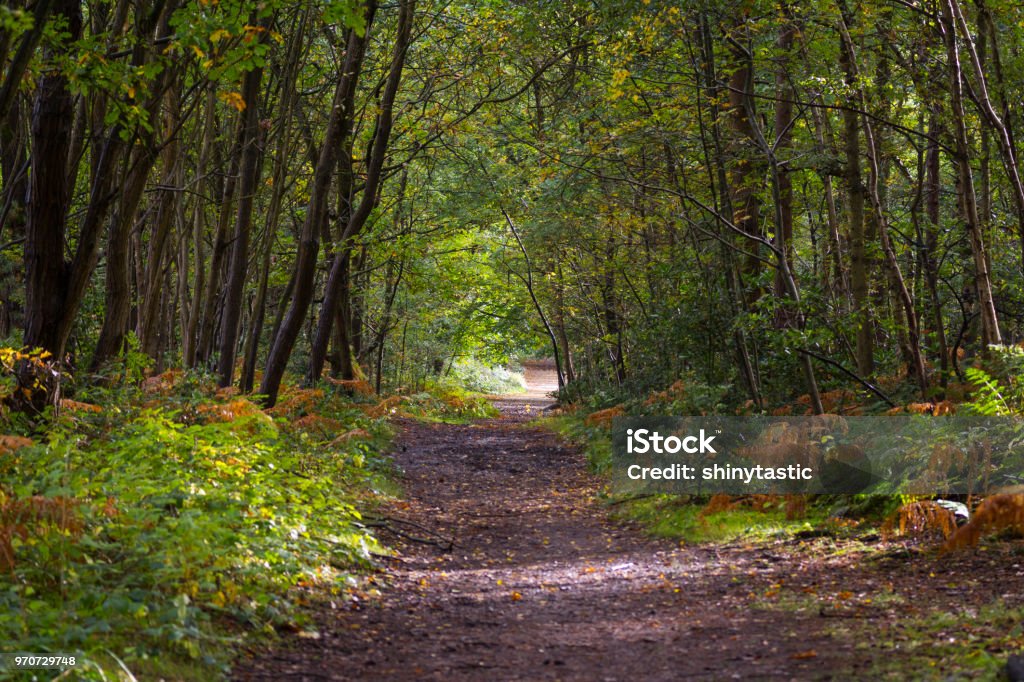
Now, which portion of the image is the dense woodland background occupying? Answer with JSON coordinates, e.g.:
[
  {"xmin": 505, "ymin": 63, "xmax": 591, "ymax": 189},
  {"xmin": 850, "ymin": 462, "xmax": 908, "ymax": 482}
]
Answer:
[
  {"xmin": 4, "ymin": 0, "xmax": 1024, "ymax": 409},
  {"xmin": 9, "ymin": 0, "xmax": 1024, "ymax": 677}
]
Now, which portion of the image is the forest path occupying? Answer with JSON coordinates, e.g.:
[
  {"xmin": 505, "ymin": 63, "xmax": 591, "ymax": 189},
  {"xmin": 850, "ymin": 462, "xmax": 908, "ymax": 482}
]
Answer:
[{"xmin": 233, "ymin": 377, "xmax": 864, "ymax": 680}]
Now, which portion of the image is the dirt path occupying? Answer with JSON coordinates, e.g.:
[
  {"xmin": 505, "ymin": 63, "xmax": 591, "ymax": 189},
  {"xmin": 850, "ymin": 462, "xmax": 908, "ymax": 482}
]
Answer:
[
  {"xmin": 233, "ymin": 395, "xmax": 854, "ymax": 681},
  {"xmin": 233, "ymin": 368, "xmax": 1024, "ymax": 680}
]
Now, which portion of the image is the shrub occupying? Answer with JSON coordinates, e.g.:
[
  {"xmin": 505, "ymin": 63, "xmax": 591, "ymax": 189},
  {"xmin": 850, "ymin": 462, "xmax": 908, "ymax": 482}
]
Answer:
[{"xmin": 0, "ymin": 371, "xmax": 391, "ymax": 678}]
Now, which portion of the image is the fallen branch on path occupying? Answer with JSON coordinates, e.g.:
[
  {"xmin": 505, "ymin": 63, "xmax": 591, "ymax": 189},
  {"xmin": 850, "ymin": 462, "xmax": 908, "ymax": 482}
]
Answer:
[{"xmin": 361, "ymin": 513, "xmax": 457, "ymax": 551}]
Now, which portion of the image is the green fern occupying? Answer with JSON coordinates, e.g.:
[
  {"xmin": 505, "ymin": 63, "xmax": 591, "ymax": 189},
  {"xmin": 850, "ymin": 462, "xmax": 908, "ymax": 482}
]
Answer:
[{"xmin": 964, "ymin": 366, "xmax": 1010, "ymax": 416}]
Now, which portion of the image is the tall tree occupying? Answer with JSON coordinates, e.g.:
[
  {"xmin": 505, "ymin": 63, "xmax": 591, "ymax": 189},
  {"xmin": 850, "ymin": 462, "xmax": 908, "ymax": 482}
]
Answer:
[{"xmin": 259, "ymin": 1, "xmax": 381, "ymax": 406}]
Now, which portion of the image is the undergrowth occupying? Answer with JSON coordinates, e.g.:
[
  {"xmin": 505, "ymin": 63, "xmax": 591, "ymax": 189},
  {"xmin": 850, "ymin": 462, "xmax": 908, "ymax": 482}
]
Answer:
[
  {"xmin": 0, "ymin": 366, "xmax": 397, "ymax": 680},
  {"xmin": 537, "ymin": 413, "xmax": 826, "ymax": 543},
  {"xmin": 400, "ymin": 382, "xmax": 498, "ymax": 423},
  {"xmin": 542, "ymin": 348, "xmax": 1024, "ymax": 549},
  {"xmin": 617, "ymin": 495, "xmax": 823, "ymax": 544}
]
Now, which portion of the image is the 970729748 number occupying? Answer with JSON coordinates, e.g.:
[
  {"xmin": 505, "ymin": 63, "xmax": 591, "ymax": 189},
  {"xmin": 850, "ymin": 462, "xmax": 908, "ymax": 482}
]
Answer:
[{"xmin": 2, "ymin": 654, "xmax": 77, "ymax": 669}]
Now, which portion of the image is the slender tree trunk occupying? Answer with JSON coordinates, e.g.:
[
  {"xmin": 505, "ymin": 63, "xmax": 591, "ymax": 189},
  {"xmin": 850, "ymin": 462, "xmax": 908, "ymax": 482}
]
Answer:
[
  {"xmin": 331, "ymin": 258, "xmax": 356, "ymax": 380},
  {"xmin": 838, "ymin": 12, "xmax": 874, "ymax": 378},
  {"xmin": 772, "ymin": 20, "xmax": 796, "ymax": 320},
  {"xmin": 503, "ymin": 209, "xmax": 565, "ymax": 389},
  {"xmin": 600, "ymin": 234, "xmax": 625, "ymax": 384},
  {"xmin": 697, "ymin": 12, "xmax": 761, "ymax": 408},
  {"xmin": 306, "ymin": 0, "xmax": 414, "ymax": 385},
  {"xmin": 373, "ymin": 258, "xmax": 404, "ymax": 394},
  {"xmin": 196, "ymin": 121, "xmax": 242, "ymax": 366},
  {"xmin": 260, "ymin": 2, "xmax": 381, "ymax": 407},
  {"xmin": 838, "ymin": 10, "xmax": 928, "ymax": 395},
  {"xmin": 724, "ymin": 28, "xmax": 763, "ymax": 294},
  {"xmin": 950, "ymin": 0, "xmax": 1024, "ymax": 270},
  {"xmin": 240, "ymin": 11, "xmax": 306, "ymax": 392},
  {"xmin": 89, "ymin": 146, "xmax": 148, "ymax": 370},
  {"xmin": 554, "ymin": 261, "xmax": 574, "ymax": 383},
  {"xmin": 940, "ymin": 0, "xmax": 1002, "ymax": 347},
  {"xmin": 138, "ymin": 88, "xmax": 181, "ymax": 359},
  {"xmin": 923, "ymin": 113, "xmax": 949, "ymax": 388},
  {"xmin": 183, "ymin": 92, "xmax": 215, "ymax": 367},
  {"xmin": 218, "ymin": 28, "xmax": 268, "ymax": 388}
]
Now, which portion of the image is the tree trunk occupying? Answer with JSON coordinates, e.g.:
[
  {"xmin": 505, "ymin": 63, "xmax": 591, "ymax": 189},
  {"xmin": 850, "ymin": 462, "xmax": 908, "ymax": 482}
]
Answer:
[
  {"xmin": 724, "ymin": 28, "xmax": 763, "ymax": 294},
  {"xmin": 24, "ymin": 0, "xmax": 82, "ymax": 357},
  {"xmin": 306, "ymin": 0, "xmax": 415, "ymax": 386},
  {"xmin": 838, "ymin": 9, "xmax": 928, "ymax": 395},
  {"xmin": 838, "ymin": 11, "xmax": 874, "ymax": 378},
  {"xmin": 196, "ymin": 120, "xmax": 241, "ymax": 366},
  {"xmin": 772, "ymin": 20, "xmax": 796, "ymax": 320},
  {"xmin": 923, "ymin": 113, "xmax": 949, "ymax": 388},
  {"xmin": 260, "ymin": 1, "xmax": 381, "ymax": 407},
  {"xmin": 940, "ymin": 0, "xmax": 1002, "ymax": 347},
  {"xmin": 138, "ymin": 88, "xmax": 181, "ymax": 359},
  {"xmin": 217, "ymin": 30, "xmax": 268, "ymax": 388},
  {"xmin": 183, "ymin": 91, "xmax": 216, "ymax": 367}
]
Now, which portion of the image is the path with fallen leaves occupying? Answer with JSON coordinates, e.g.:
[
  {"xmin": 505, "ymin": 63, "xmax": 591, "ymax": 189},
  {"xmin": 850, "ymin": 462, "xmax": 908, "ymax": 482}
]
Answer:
[
  {"xmin": 234, "ymin": 375, "xmax": 1024, "ymax": 680},
  {"xmin": 232, "ymin": 389, "xmax": 849, "ymax": 680}
]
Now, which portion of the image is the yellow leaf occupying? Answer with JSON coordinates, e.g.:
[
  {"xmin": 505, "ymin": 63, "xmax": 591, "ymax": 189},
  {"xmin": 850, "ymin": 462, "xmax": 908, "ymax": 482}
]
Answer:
[{"xmin": 218, "ymin": 91, "xmax": 246, "ymax": 112}]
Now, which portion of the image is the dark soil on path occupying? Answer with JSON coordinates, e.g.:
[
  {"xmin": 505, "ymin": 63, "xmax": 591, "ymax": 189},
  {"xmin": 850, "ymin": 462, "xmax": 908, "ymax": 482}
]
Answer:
[{"xmin": 233, "ymin": 397, "xmax": 1024, "ymax": 681}]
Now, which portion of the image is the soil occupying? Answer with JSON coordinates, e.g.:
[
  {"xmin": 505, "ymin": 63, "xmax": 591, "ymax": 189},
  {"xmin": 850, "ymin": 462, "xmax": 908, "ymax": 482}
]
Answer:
[{"xmin": 233, "ymin": 390, "xmax": 1024, "ymax": 681}]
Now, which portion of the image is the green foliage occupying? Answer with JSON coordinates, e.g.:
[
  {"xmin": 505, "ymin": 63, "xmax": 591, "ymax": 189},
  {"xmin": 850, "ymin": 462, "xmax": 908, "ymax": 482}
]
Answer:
[
  {"xmin": 401, "ymin": 383, "xmax": 498, "ymax": 422},
  {"xmin": 538, "ymin": 413, "xmax": 613, "ymax": 473},
  {"xmin": 832, "ymin": 601, "xmax": 1024, "ymax": 679},
  {"xmin": 444, "ymin": 358, "xmax": 526, "ymax": 395},
  {"xmin": 615, "ymin": 496, "xmax": 821, "ymax": 544},
  {"xmin": 0, "ymin": 4, "xmax": 32, "ymax": 35},
  {"xmin": 964, "ymin": 346, "xmax": 1024, "ymax": 416},
  {"xmin": 0, "ymin": 373, "xmax": 392, "ymax": 679},
  {"xmin": 323, "ymin": 0, "xmax": 369, "ymax": 36}
]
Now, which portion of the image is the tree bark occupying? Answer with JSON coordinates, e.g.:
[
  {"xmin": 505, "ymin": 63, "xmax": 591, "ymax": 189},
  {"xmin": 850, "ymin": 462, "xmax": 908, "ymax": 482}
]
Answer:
[
  {"xmin": 940, "ymin": 0, "xmax": 1002, "ymax": 347},
  {"xmin": 260, "ymin": 1, "xmax": 381, "ymax": 407},
  {"xmin": 217, "ymin": 25, "xmax": 269, "ymax": 387},
  {"xmin": 24, "ymin": 0, "xmax": 82, "ymax": 357},
  {"xmin": 306, "ymin": 0, "xmax": 415, "ymax": 385},
  {"xmin": 838, "ymin": 8, "xmax": 874, "ymax": 378}
]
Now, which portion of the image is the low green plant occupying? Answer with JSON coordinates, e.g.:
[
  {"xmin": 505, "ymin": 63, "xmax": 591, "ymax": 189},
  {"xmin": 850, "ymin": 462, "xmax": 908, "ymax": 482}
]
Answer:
[
  {"xmin": 963, "ymin": 345, "xmax": 1024, "ymax": 416},
  {"xmin": 827, "ymin": 601, "xmax": 1024, "ymax": 680},
  {"xmin": 536, "ymin": 413, "xmax": 612, "ymax": 472},
  {"xmin": 613, "ymin": 495, "xmax": 822, "ymax": 544},
  {"xmin": 0, "ymin": 370, "xmax": 393, "ymax": 680},
  {"xmin": 401, "ymin": 382, "xmax": 498, "ymax": 422}
]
